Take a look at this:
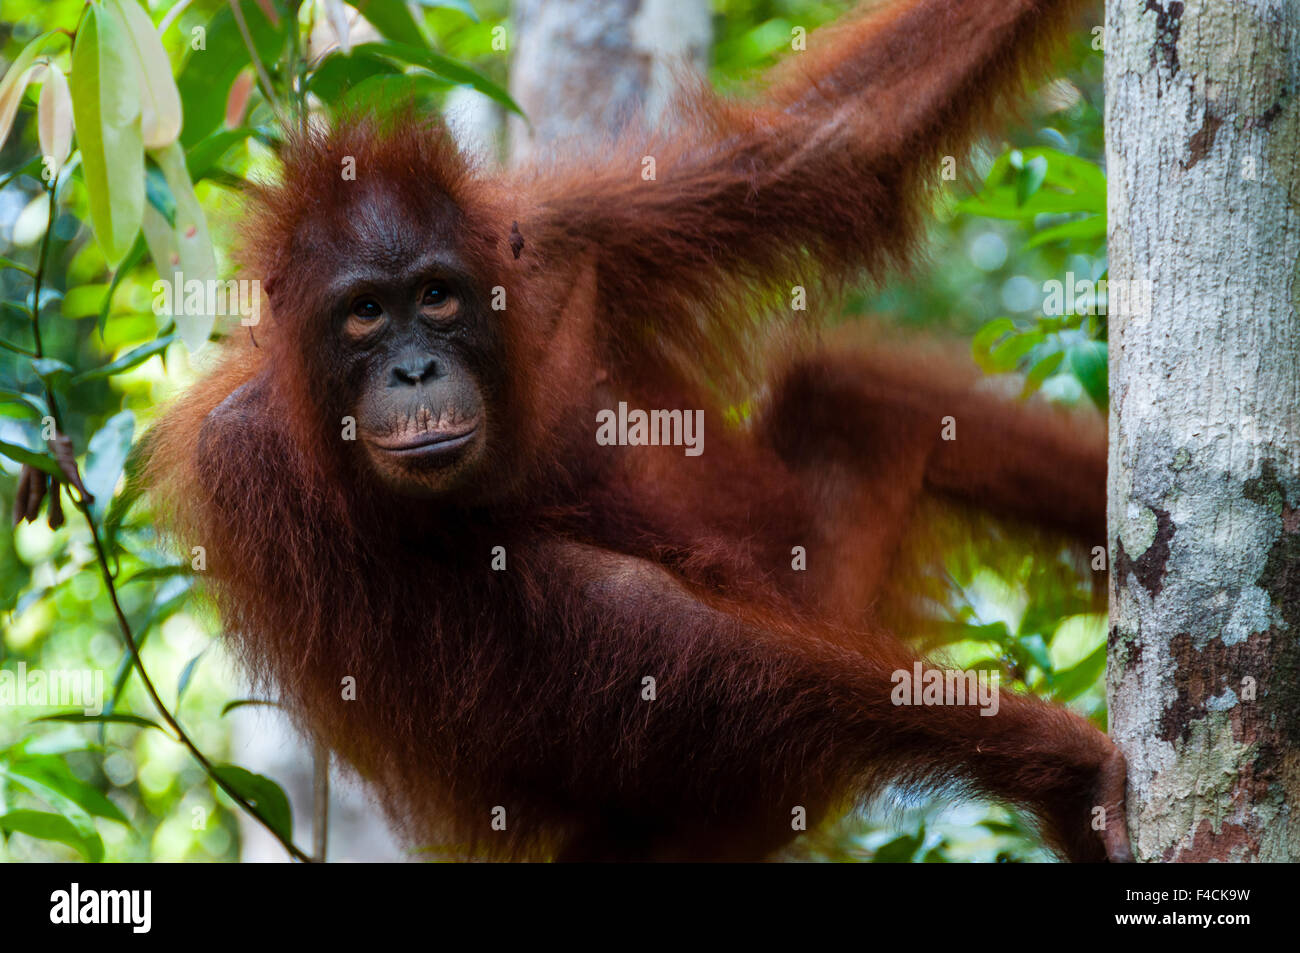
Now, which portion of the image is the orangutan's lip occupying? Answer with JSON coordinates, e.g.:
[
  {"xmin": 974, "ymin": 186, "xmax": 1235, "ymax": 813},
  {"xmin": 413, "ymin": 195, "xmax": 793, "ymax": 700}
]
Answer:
[{"xmin": 373, "ymin": 423, "xmax": 479, "ymax": 454}]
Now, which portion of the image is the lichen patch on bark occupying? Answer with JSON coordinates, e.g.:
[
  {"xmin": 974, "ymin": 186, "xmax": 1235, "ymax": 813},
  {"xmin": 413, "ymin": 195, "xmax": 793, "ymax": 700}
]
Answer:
[{"xmin": 1114, "ymin": 506, "xmax": 1175, "ymax": 597}]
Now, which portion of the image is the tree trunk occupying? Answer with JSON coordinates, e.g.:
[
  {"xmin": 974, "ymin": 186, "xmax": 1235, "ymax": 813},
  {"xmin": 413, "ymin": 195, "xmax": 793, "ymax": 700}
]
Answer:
[
  {"xmin": 507, "ymin": 0, "xmax": 711, "ymax": 163},
  {"xmin": 1106, "ymin": 0, "xmax": 1300, "ymax": 862}
]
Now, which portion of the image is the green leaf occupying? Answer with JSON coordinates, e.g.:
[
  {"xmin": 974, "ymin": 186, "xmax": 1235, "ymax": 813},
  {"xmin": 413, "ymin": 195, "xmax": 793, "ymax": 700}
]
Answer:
[
  {"xmin": 1016, "ymin": 633, "xmax": 1053, "ymax": 674},
  {"xmin": 1015, "ymin": 155, "xmax": 1048, "ymax": 206},
  {"xmin": 3, "ymin": 759, "xmax": 129, "ymax": 825},
  {"xmin": 121, "ymin": 564, "xmax": 191, "ymax": 586},
  {"xmin": 922, "ymin": 620, "xmax": 1012, "ymax": 650},
  {"xmin": 957, "ymin": 187, "xmax": 1096, "ymax": 221},
  {"xmin": 98, "ymin": 235, "xmax": 149, "ymax": 337},
  {"xmin": 32, "ymin": 711, "xmax": 164, "ymax": 731},
  {"xmin": 144, "ymin": 160, "xmax": 178, "ymax": 227},
  {"xmin": 0, "ymin": 155, "xmax": 45, "ymax": 191},
  {"xmin": 357, "ymin": 42, "xmax": 523, "ymax": 115},
  {"xmin": 0, "ymin": 387, "xmax": 48, "ymax": 416},
  {"xmin": 29, "ymin": 287, "xmax": 63, "ymax": 315},
  {"xmin": 0, "ymin": 810, "xmax": 104, "ymax": 862},
  {"xmin": 213, "ymin": 765, "xmax": 293, "ymax": 843},
  {"xmin": 221, "ymin": 698, "xmax": 279, "ymax": 717},
  {"xmin": 971, "ymin": 317, "xmax": 1015, "ymax": 372},
  {"xmin": 177, "ymin": 650, "xmax": 205, "ymax": 704},
  {"xmin": 1051, "ymin": 644, "xmax": 1107, "ymax": 702},
  {"xmin": 354, "ymin": 0, "xmax": 428, "ymax": 46},
  {"xmin": 1033, "ymin": 148, "xmax": 1106, "ymax": 198},
  {"xmin": 989, "ymin": 327, "xmax": 1043, "ymax": 373},
  {"xmin": 307, "ymin": 48, "xmax": 403, "ymax": 102},
  {"xmin": 987, "ymin": 148, "xmax": 1104, "ymax": 195},
  {"xmin": 411, "ymin": 0, "xmax": 480, "ymax": 20},
  {"xmin": 144, "ymin": 141, "xmax": 219, "ymax": 352},
  {"xmin": 0, "ymin": 256, "xmax": 36, "ymax": 277},
  {"xmin": 979, "ymin": 150, "xmax": 1014, "ymax": 191},
  {"xmin": 962, "ymin": 148, "xmax": 1105, "ymax": 226},
  {"xmin": 0, "ymin": 440, "xmax": 60, "ymax": 478},
  {"xmin": 1067, "ymin": 339, "xmax": 1108, "ymax": 411},
  {"xmin": 186, "ymin": 128, "xmax": 254, "ymax": 181},
  {"xmin": 979, "ymin": 818, "xmax": 1026, "ymax": 836},
  {"xmin": 82, "ymin": 410, "xmax": 136, "ymax": 520},
  {"xmin": 102, "ymin": 440, "xmax": 148, "ymax": 543},
  {"xmin": 72, "ymin": 335, "xmax": 175, "ymax": 384},
  {"xmin": 61, "ymin": 283, "xmax": 113, "ymax": 319},
  {"xmin": 871, "ymin": 829, "xmax": 924, "ymax": 863},
  {"xmin": 7, "ymin": 728, "xmax": 100, "ymax": 757},
  {"xmin": 921, "ymin": 842, "xmax": 951, "ymax": 863},
  {"xmin": 108, "ymin": 0, "xmax": 183, "ymax": 148},
  {"xmin": 1021, "ymin": 349, "xmax": 1064, "ymax": 398},
  {"xmin": 70, "ymin": 4, "xmax": 145, "ymax": 267},
  {"xmin": 32, "ymin": 356, "xmax": 74, "ymax": 381},
  {"xmin": 342, "ymin": 71, "xmax": 450, "ymax": 111},
  {"xmin": 1024, "ymin": 214, "xmax": 1107, "ymax": 250}
]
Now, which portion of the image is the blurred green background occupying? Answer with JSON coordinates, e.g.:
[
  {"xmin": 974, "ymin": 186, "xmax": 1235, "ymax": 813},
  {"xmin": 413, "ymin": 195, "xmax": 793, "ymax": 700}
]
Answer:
[{"xmin": 0, "ymin": 0, "xmax": 1108, "ymax": 862}]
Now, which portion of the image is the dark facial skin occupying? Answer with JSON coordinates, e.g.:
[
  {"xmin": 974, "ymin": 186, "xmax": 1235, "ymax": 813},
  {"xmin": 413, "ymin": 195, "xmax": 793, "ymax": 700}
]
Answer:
[
  {"xmin": 304, "ymin": 189, "xmax": 501, "ymax": 496},
  {"xmin": 270, "ymin": 182, "xmax": 505, "ymax": 496},
  {"xmin": 343, "ymin": 267, "xmax": 493, "ymax": 495}
]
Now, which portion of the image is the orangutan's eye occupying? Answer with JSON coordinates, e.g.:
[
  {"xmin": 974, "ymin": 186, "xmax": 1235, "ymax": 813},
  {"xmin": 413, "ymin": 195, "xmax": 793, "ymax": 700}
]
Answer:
[{"xmin": 352, "ymin": 297, "xmax": 383, "ymax": 320}]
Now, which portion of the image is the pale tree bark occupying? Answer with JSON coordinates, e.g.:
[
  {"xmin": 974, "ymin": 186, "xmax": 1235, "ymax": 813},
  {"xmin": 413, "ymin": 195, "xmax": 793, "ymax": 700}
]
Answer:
[
  {"xmin": 507, "ymin": 0, "xmax": 711, "ymax": 163},
  {"xmin": 1106, "ymin": 0, "xmax": 1300, "ymax": 862}
]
